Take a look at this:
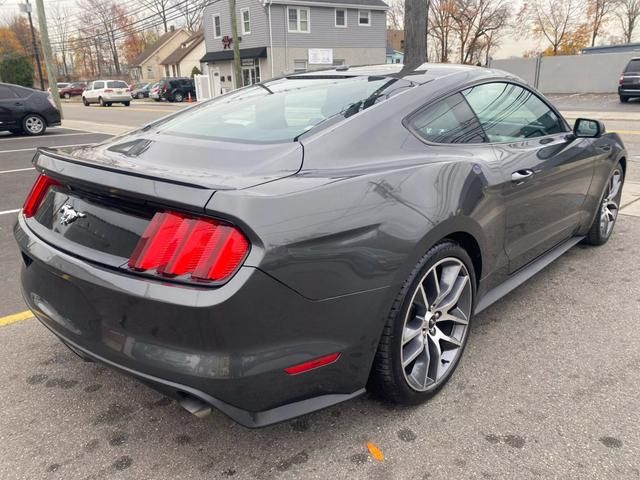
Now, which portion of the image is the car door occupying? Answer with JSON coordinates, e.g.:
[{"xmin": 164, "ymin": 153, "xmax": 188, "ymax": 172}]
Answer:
[
  {"xmin": 0, "ymin": 84, "xmax": 20, "ymax": 129},
  {"xmin": 462, "ymin": 82, "xmax": 596, "ymax": 272}
]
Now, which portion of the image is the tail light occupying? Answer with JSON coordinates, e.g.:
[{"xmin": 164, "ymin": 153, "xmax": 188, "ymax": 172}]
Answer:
[
  {"xmin": 620, "ymin": 75, "xmax": 624, "ymax": 85},
  {"xmin": 23, "ymin": 174, "xmax": 60, "ymax": 217},
  {"xmin": 128, "ymin": 211, "xmax": 249, "ymax": 283},
  {"xmin": 104, "ymin": 88, "xmax": 114, "ymax": 93},
  {"xmin": 46, "ymin": 92, "xmax": 57, "ymax": 109}
]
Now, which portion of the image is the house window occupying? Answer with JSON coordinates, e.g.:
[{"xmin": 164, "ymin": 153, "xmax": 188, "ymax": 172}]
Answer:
[
  {"xmin": 358, "ymin": 10, "xmax": 370, "ymax": 26},
  {"xmin": 288, "ymin": 7, "xmax": 310, "ymax": 33},
  {"xmin": 241, "ymin": 8, "xmax": 250, "ymax": 34},
  {"xmin": 213, "ymin": 14, "xmax": 221, "ymax": 38},
  {"xmin": 335, "ymin": 8, "xmax": 346, "ymax": 27},
  {"xmin": 294, "ymin": 60, "xmax": 307, "ymax": 72}
]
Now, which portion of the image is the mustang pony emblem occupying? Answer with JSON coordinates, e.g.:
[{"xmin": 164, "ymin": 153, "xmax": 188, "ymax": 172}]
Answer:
[{"xmin": 59, "ymin": 204, "xmax": 86, "ymax": 226}]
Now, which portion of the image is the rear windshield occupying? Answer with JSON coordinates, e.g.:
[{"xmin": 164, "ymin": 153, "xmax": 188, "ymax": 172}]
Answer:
[
  {"xmin": 157, "ymin": 76, "xmax": 413, "ymax": 142},
  {"xmin": 625, "ymin": 59, "xmax": 640, "ymax": 73},
  {"xmin": 107, "ymin": 81, "xmax": 128, "ymax": 88}
]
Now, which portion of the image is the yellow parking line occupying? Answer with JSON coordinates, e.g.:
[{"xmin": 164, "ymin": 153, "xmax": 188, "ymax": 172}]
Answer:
[{"xmin": 0, "ymin": 310, "xmax": 33, "ymax": 327}]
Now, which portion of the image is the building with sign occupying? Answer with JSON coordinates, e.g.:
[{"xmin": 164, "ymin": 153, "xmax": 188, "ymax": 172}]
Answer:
[{"xmin": 200, "ymin": 0, "xmax": 388, "ymax": 91}]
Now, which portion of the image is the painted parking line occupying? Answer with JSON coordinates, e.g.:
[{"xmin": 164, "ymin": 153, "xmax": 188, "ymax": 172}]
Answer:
[
  {"xmin": 0, "ymin": 310, "xmax": 33, "ymax": 327},
  {"xmin": 0, "ymin": 209, "xmax": 20, "ymax": 216},
  {"xmin": 0, "ymin": 167, "xmax": 34, "ymax": 174},
  {"xmin": 0, "ymin": 132, "xmax": 96, "ymax": 142},
  {"xmin": 609, "ymin": 129, "xmax": 640, "ymax": 136},
  {"xmin": 0, "ymin": 143, "xmax": 97, "ymax": 154}
]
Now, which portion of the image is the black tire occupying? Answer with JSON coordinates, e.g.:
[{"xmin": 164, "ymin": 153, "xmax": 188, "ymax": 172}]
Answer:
[
  {"xmin": 137, "ymin": 92, "xmax": 144, "ymax": 99},
  {"xmin": 63, "ymin": 93, "xmax": 71, "ymax": 99},
  {"xmin": 106, "ymin": 102, "xmax": 113, "ymax": 107},
  {"xmin": 583, "ymin": 162, "xmax": 625, "ymax": 246},
  {"xmin": 99, "ymin": 97, "xmax": 106, "ymax": 107},
  {"xmin": 620, "ymin": 95, "xmax": 629, "ymax": 103},
  {"xmin": 82, "ymin": 97, "xmax": 89, "ymax": 106},
  {"xmin": 154, "ymin": 98, "xmax": 160, "ymax": 102},
  {"xmin": 123, "ymin": 101, "xmax": 130, "ymax": 107},
  {"xmin": 174, "ymin": 92, "xmax": 184, "ymax": 102},
  {"xmin": 369, "ymin": 240, "xmax": 476, "ymax": 404},
  {"xmin": 22, "ymin": 113, "xmax": 46, "ymax": 136}
]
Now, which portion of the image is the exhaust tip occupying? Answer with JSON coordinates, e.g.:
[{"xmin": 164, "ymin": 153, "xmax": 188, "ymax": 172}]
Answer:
[{"xmin": 179, "ymin": 394, "xmax": 212, "ymax": 419}]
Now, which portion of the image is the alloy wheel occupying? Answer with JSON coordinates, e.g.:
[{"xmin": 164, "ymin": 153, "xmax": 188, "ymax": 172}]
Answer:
[
  {"xmin": 600, "ymin": 168, "xmax": 622, "ymax": 238},
  {"xmin": 24, "ymin": 115, "xmax": 44, "ymax": 135},
  {"xmin": 401, "ymin": 257, "xmax": 472, "ymax": 392}
]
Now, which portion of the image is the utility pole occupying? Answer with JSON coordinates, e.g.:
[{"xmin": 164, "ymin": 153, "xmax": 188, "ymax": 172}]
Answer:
[
  {"xmin": 20, "ymin": 0, "xmax": 44, "ymax": 90},
  {"xmin": 403, "ymin": 0, "xmax": 427, "ymax": 69},
  {"xmin": 34, "ymin": 0, "xmax": 63, "ymax": 117},
  {"xmin": 229, "ymin": 0, "xmax": 242, "ymax": 89}
]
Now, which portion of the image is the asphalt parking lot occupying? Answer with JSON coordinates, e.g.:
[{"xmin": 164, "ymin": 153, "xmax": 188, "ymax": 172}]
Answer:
[{"xmin": 1, "ymin": 98, "xmax": 640, "ymax": 479}]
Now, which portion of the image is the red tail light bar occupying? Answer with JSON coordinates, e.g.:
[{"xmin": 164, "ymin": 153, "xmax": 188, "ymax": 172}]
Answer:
[
  {"xmin": 128, "ymin": 211, "xmax": 249, "ymax": 283},
  {"xmin": 23, "ymin": 174, "xmax": 60, "ymax": 217}
]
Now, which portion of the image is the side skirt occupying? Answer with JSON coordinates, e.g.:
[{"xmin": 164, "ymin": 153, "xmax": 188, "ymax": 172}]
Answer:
[{"xmin": 474, "ymin": 236, "xmax": 584, "ymax": 314}]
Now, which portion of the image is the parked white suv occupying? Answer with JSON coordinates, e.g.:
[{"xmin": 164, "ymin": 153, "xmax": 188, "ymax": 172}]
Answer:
[{"xmin": 82, "ymin": 80, "xmax": 131, "ymax": 107}]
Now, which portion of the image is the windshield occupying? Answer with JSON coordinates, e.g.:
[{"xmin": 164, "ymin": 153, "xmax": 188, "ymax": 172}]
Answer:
[{"xmin": 157, "ymin": 75, "xmax": 413, "ymax": 142}]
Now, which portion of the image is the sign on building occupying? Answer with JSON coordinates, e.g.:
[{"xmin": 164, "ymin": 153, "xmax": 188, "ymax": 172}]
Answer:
[{"xmin": 308, "ymin": 49, "xmax": 333, "ymax": 65}]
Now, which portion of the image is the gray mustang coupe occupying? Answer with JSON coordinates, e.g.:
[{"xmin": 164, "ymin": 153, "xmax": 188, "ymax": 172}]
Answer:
[{"xmin": 14, "ymin": 64, "xmax": 626, "ymax": 427}]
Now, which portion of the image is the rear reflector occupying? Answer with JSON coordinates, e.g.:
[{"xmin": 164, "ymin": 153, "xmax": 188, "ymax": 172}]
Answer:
[
  {"xmin": 128, "ymin": 211, "xmax": 249, "ymax": 283},
  {"xmin": 284, "ymin": 353, "xmax": 341, "ymax": 375},
  {"xmin": 23, "ymin": 174, "xmax": 60, "ymax": 217}
]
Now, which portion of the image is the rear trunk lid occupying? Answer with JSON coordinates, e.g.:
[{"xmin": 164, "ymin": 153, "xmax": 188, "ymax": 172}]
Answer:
[{"xmin": 26, "ymin": 131, "xmax": 301, "ymax": 274}]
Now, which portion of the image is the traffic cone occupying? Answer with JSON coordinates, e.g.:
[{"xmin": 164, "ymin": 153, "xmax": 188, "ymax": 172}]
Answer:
[{"xmin": 187, "ymin": 92, "xmax": 192, "ymax": 103}]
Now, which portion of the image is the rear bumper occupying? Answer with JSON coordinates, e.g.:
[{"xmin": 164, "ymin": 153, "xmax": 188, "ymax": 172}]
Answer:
[
  {"xmin": 44, "ymin": 108, "xmax": 61, "ymax": 127},
  {"xmin": 618, "ymin": 87, "xmax": 640, "ymax": 96},
  {"xmin": 14, "ymin": 214, "xmax": 386, "ymax": 426},
  {"xmin": 103, "ymin": 95, "xmax": 131, "ymax": 102}
]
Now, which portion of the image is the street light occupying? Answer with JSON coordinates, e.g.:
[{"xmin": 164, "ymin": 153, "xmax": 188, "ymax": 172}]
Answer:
[{"xmin": 18, "ymin": 0, "xmax": 45, "ymax": 90}]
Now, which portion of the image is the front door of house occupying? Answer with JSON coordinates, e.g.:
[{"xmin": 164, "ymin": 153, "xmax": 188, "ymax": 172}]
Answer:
[{"xmin": 241, "ymin": 59, "xmax": 261, "ymax": 87}]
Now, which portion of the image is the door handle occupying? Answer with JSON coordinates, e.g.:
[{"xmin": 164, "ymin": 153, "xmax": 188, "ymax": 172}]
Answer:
[{"xmin": 512, "ymin": 169, "xmax": 535, "ymax": 184}]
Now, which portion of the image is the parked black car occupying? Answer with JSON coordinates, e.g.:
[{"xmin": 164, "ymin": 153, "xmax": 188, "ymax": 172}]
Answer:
[
  {"xmin": 15, "ymin": 65, "xmax": 626, "ymax": 427},
  {"xmin": 130, "ymin": 82, "xmax": 152, "ymax": 99},
  {"xmin": 618, "ymin": 57, "xmax": 640, "ymax": 102},
  {"xmin": 157, "ymin": 77, "xmax": 196, "ymax": 102},
  {"xmin": 0, "ymin": 82, "xmax": 61, "ymax": 136}
]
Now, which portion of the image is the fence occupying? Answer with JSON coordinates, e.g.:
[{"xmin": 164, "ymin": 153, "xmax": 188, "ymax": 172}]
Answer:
[{"xmin": 490, "ymin": 51, "xmax": 638, "ymax": 94}]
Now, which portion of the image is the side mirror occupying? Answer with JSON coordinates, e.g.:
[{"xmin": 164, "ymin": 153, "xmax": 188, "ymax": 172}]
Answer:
[{"xmin": 574, "ymin": 118, "xmax": 605, "ymax": 138}]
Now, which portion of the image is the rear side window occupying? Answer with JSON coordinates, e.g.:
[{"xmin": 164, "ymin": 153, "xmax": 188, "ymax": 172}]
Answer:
[
  {"xmin": 409, "ymin": 93, "xmax": 486, "ymax": 144},
  {"xmin": 625, "ymin": 59, "xmax": 640, "ymax": 73},
  {"xmin": 462, "ymin": 82, "xmax": 564, "ymax": 142},
  {"xmin": 9, "ymin": 85, "xmax": 31, "ymax": 98},
  {"xmin": 93, "ymin": 81, "xmax": 104, "ymax": 89},
  {"xmin": 107, "ymin": 81, "xmax": 127, "ymax": 88},
  {"xmin": 0, "ymin": 85, "xmax": 17, "ymax": 99}
]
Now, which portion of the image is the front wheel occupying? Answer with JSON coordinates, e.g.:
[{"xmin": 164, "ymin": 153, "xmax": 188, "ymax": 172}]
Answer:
[
  {"xmin": 583, "ymin": 163, "xmax": 624, "ymax": 246},
  {"xmin": 369, "ymin": 241, "xmax": 475, "ymax": 404},
  {"xmin": 82, "ymin": 97, "xmax": 89, "ymax": 106},
  {"xmin": 137, "ymin": 92, "xmax": 144, "ymax": 99},
  {"xmin": 63, "ymin": 93, "xmax": 71, "ymax": 99}
]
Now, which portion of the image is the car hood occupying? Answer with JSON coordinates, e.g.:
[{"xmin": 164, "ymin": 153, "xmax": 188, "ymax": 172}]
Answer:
[{"xmin": 50, "ymin": 130, "xmax": 303, "ymax": 190}]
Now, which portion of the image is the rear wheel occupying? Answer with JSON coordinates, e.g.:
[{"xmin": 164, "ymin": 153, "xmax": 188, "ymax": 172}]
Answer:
[
  {"xmin": 63, "ymin": 92, "xmax": 71, "ymax": 99},
  {"xmin": 174, "ymin": 92, "xmax": 184, "ymax": 102},
  {"xmin": 123, "ymin": 101, "xmax": 130, "ymax": 107},
  {"xmin": 99, "ymin": 97, "xmax": 106, "ymax": 107},
  {"xmin": 22, "ymin": 114, "xmax": 46, "ymax": 136},
  {"xmin": 369, "ymin": 241, "xmax": 475, "ymax": 404},
  {"xmin": 620, "ymin": 95, "xmax": 629, "ymax": 103},
  {"xmin": 137, "ymin": 92, "xmax": 144, "ymax": 99},
  {"xmin": 584, "ymin": 163, "xmax": 624, "ymax": 246}
]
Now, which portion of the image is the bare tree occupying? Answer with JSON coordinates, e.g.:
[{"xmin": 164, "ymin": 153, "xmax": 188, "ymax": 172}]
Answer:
[
  {"xmin": 173, "ymin": 0, "xmax": 206, "ymax": 31},
  {"xmin": 429, "ymin": 0, "xmax": 455, "ymax": 62},
  {"xmin": 524, "ymin": 0, "xmax": 585, "ymax": 56},
  {"xmin": 76, "ymin": 0, "xmax": 124, "ymax": 74},
  {"xmin": 449, "ymin": 0, "xmax": 511, "ymax": 64},
  {"xmin": 387, "ymin": 0, "xmax": 405, "ymax": 30},
  {"xmin": 617, "ymin": 0, "xmax": 640, "ymax": 42},
  {"xmin": 49, "ymin": 2, "xmax": 71, "ymax": 78},
  {"xmin": 139, "ymin": 0, "xmax": 172, "ymax": 33},
  {"xmin": 588, "ymin": 0, "xmax": 618, "ymax": 46}
]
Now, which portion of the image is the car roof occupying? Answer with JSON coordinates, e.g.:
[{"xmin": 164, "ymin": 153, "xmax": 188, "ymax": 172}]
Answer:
[{"xmin": 287, "ymin": 63, "xmax": 515, "ymax": 86}]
